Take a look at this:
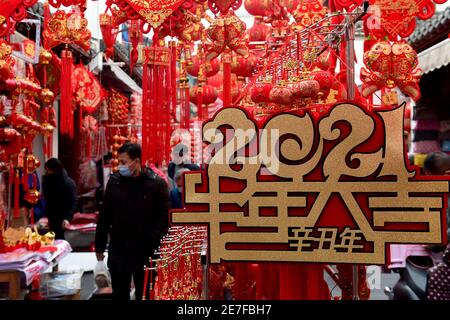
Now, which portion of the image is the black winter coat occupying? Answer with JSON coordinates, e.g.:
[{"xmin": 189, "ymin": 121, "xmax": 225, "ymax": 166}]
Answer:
[
  {"xmin": 95, "ymin": 169, "xmax": 169, "ymax": 263},
  {"xmin": 42, "ymin": 169, "xmax": 77, "ymax": 238}
]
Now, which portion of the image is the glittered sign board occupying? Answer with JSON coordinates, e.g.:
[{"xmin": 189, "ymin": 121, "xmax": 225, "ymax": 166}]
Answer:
[{"xmin": 171, "ymin": 102, "xmax": 449, "ymax": 264}]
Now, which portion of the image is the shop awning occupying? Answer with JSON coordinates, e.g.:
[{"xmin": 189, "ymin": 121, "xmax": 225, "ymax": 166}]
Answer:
[
  {"xmin": 418, "ymin": 38, "xmax": 450, "ymax": 75},
  {"xmin": 106, "ymin": 59, "xmax": 142, "ymax": 95}
]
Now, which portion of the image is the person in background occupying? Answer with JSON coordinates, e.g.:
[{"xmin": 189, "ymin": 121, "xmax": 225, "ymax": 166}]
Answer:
[
  {"xmin": 423, "ymin": 152, "xmax": 450, "ymax": 241},
  {"xmin": 95, "ymin": 142, "xmax": 169, "ymax": 300},
  {"xmin": 42, "ymin": 158, "xmax": 77, "ymax": 240},
  {"xmin": 168, "ymin": 143, "xmax": 200, "ymax": 181},
  {"xmin": 170, "ymin": 168, "xmax": 190, "ymax": 209}
]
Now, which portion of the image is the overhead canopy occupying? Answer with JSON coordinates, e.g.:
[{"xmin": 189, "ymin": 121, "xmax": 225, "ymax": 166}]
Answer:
[
  {"xmin": 102, "ymin": 59, "xmax": 142, "ymax": 95},
  {"xmin": 418, "ymin": 38, "xmax": 450, "ymax": 75}
]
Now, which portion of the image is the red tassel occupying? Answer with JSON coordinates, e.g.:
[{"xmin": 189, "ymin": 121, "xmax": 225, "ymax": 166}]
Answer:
[
  {"xmin": 142, "ymin": 45, "xmax": 171, "ymax": 166},
  {"xmin": 223, "ymin": 50, "xmax": 232, "ymax": 107},
  {"xmin": 13, "ymin": 170, "xmax": 20, "ymax": 218},
  {"xmin": 60, "ymin": 49, "xmax": 74, "ymax": 138}
]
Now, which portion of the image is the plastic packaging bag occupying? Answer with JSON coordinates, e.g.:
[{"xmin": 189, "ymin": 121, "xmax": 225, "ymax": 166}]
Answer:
[{"xmin": 93, "ymin": 261, "xmax": 111, "ymax": 289}]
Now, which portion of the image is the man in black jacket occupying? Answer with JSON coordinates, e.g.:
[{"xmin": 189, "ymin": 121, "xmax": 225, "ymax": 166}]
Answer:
[
  {"xmin": 42, "ymin": 158, "xmax": 77, "ymax": 240},
  {"xmin": 95, "ymin": 143, "xmax": 169, "ymax": 300}
]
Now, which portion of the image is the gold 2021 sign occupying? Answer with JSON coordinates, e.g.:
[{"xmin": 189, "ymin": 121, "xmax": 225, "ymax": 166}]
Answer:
[{"xmin": 171, "ymin": 102, "xmax": 449, "ymax": 264}]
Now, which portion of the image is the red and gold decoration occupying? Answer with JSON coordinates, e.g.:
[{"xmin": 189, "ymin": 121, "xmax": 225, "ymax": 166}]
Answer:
[
  {"xmin": 107, "ymin": 89, "xmax": 130, "ymax": 123},
  {"xmin": 0, "ymin": 0, "xmax": 38, "ymax": 36},
  {"xmin": 360, "ymin": 41, "xmax": 422, "ymax": 101},
  {"xmin": 43, "ymin": 7, "xmax": 91, "ymax": 139},
  {"xmin": 72, "ymin": 65, "xmax": 103, "ymax": 114},
  {"xmin": 209, "ymin": 0, "xmax": 243, "ymax": 14},
  {"xmin": 205, "ymin": 12, "xmax": 249, "ymax": 61},
  {"xmin": 365, "ymin": 0, "xmax": 447, "ymax": 40},
  {"xmin": 141, "ymin": 44, "xmax": 174, "ymax": 166},
  {"xmin": 99, "ymin": 13, "xmax": 119, "ymax": 59}
]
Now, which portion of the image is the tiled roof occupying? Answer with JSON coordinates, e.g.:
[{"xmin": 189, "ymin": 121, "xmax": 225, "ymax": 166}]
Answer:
[{"xmin": 408, "ymin": 7, "xmax": 450, "ymax": 52}]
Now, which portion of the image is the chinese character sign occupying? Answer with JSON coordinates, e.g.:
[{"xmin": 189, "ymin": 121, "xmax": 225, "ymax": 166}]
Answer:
[{"xmin": 171, "ymin": 102, "xmax": 449, "ymax": 264}]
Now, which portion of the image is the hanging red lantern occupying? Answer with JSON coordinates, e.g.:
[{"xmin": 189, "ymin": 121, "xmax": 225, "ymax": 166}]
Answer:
[
  {"xmin": 311, "ymin": 70, "xmax": 334, "ymax": 99},
  {"xmin": 231, "ymin": 53, "xmax": 258, "ymax": 78},
  {"xmin": 290, "ymin": 79, "xmax": 320, "ymax": 100},
  {"xmin": 244, "ymin": 0, "xmax": 273, "ymax": 17},
  {"xmin": 269, "ymin": 83, "xmax": 293, "ymax": 105},
  {"xmin": 187, "ymin": 56, "xmax": 220, "ymax": 77},
  {"xmin": 279, "ymin": 0, "xmax": 299, "ymax": 13},
  {"xmin": 247, "ymin": 17, "xmax": 269, "ymax": 42},
  {"xmin": 190, "ymin": 84, "xmax": 218, "ymax": 106},
  {"xmin": 250, "ymin": 82, "xmax": 273, "ymax": 104}
]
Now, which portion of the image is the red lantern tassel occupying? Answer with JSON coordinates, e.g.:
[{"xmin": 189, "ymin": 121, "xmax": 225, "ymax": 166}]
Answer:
[
  {"xmin": 184, "ymin": 83, "xmax": 190, "ymax": 130},
  {"xmin": 223, "ymin": 50, "xmax": 232, "ymax": 107},
  {"xmin": 60, "ymin": 49, "xmax": 74, "ymax": 138},
  {"xmin": 13, "ymin": 170, "xmax": 20, "ymax": 218}
]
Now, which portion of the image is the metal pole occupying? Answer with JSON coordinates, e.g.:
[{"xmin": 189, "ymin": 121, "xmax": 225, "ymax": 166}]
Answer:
[
  {"xmin": 345, "ymin": 16, "xmax": 359, "ymax": 300},
  {"xmin": 201, "ymin": 239, "xmax": 209, "ymax": 300}
]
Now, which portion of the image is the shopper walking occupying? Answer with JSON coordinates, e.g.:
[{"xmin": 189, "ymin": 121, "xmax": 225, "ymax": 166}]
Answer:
[
  {"xmin": 168, "ymin": 143, "xmax": 200, "ymax": 181},
  {"xmin": 42, "ymin": 158, "xmax": 77, "ymax": 240},
  {"xmin": 95, "ymin": 142, "xmax": 169, "ymax": 300},
  {"xmin": 170, "ymin": 168, "xmax": 189, "ymax": 209}
]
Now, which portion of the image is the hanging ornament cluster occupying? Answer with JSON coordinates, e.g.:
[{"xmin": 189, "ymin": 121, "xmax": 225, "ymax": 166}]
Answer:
[
  {"xmin": 43, "ymin": 5, "xmax": 91, "ymax": 138},
  {"xmin": 150, "ymin": 227, "xmax": 207, "ymax": 300},
  {"xmin": 364, "ymin": 0, "xmax": 447, "ymax": 40},
  {"xmin": 205, "ymin": 12, "xmax": 249, "ymax": 61},
  {"xmin": 107, "ymin": 89, "xmax": 129, "ymax": 123},
  {"xmin": 110, "ymin": 134, "xmax": 127, "ymax": 172},
  {"xmin": 360, "ymin": 41, "xmax": 422, "ymax": 101}
]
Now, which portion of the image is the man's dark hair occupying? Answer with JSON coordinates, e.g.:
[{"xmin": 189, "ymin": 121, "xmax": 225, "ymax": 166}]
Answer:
[
  {"xmin": 44, "ymin": 158, "xmax": 64, "ymax": 174},
  {"xmin": 118, "ymin": 142, "xmax": 142, "ymax": 161},
  {"xmin": 424, "ymin": 152, "xmax": 450, "ymax": 175}
]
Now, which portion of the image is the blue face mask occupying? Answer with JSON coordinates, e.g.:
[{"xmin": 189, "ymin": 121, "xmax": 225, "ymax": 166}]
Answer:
[{"xmin": 118, "ymin": 164, "xmax": 132, "ymax": 177}]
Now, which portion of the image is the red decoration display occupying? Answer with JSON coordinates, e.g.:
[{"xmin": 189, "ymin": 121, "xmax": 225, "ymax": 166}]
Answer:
[
  {"xmin": 99, "ymin": 13, "xmax": 119, "ymax": 59},
  {"xmin": 205, "ymin": 12, "xmax": 249, "ymax": 61},
  {"xmin": 365, "ymin": 0, "xmax": 447, "ymax": 39},
  {"xmin": 0, "ymin": 0, "xmax": 38, "ymax": 36},
  {"xmin": 361, "ymin": 41, "xmax": 421, "ymax": 101},
  {"xmin": 72, "ymin": 65, "xmax": 103, "ymax": 114},
  {"xmin": 208, "ymin": 0, "xmax": 242, "ymax": 14}
]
